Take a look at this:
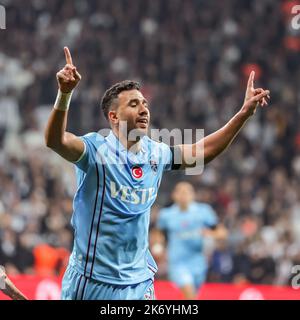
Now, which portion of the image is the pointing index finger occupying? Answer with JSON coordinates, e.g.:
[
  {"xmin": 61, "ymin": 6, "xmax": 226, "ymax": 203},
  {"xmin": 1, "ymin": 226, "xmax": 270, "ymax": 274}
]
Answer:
[
  {"xmin": 247, "ymin": 71, "xmax": 255, "ymax": 89},
  {"xmin": 64, "ymin": 46, "xmax": 73, "ymax": 65}
]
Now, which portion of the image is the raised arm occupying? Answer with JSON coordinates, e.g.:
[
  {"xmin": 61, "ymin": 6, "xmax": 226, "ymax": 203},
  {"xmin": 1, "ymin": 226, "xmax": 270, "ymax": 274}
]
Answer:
[
  {"xmin": 178, "ymin": 71, "xmax": 270, "ymax": 168},
  {"xmin": 44, "ymin": 47, "xmax": 84, "ymax": 162}
]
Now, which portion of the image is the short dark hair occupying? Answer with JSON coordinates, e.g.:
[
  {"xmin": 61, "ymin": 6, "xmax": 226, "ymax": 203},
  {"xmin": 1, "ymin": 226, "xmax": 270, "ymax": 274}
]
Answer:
[{"xmin": 101, "ymin": 80, "xmax": 141, "ymax": 120}]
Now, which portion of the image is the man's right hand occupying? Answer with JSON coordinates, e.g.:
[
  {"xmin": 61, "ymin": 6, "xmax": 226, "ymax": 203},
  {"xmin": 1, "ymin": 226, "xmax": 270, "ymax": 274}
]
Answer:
[
  {"xmin": 45, "ymin": 46, "xmax": 85, "ymax": 163},
  {"xmin": 56, "ymin": 47, "xmax": 81, "ymax": 93}
]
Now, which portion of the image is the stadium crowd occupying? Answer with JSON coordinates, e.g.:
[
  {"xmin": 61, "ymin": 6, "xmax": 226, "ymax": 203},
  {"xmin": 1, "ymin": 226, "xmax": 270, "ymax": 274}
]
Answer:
[{"xmin": 0, "ymin": 0, "xmax": 300, "ymax": 286}]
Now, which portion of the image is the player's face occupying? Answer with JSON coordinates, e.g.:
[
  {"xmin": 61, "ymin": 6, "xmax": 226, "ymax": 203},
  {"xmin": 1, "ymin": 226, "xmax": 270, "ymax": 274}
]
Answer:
[
  {"xmin": 173, "ymin": 183, "xmax": 195, "ymax": 207},
  {"xmin": 115, "ymin": 89, "xmax": 150, "ymax": 136}
]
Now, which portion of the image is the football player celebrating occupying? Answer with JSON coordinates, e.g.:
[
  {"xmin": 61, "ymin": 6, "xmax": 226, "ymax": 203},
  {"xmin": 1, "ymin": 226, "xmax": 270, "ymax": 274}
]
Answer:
[{"xmin": 45, "ymin": 47, "xmax": 269, "ymax": 300}]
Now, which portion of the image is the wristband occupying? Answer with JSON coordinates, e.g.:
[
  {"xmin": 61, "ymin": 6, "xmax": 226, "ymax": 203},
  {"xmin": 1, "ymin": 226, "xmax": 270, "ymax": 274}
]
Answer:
[{"xmin": 54, "ymin": 90, "xmax": 73, "ymax": 111}]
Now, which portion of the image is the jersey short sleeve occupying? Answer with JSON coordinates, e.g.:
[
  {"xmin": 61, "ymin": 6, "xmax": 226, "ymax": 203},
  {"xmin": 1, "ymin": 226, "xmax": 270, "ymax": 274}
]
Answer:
[
  {"xmin": 159, "ymin": 143, "xmax": 182, "ymax": 172},
  {"xmin": 201, "ymin": 204, "xmax": 218, "ymax": 229},
  {"xmin": 73, "ymin": 132, "xmax": 104, "ymax": 173},
  {"xmin": 157, "ymin": 208, "xmax": 169, "ymax": 231}
]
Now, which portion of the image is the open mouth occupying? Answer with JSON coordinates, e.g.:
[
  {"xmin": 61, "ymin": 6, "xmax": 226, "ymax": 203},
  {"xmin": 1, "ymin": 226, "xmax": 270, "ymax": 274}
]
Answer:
[{"xmin": 136, "ymin": 119, "xmax": 148, "ymax": 126}]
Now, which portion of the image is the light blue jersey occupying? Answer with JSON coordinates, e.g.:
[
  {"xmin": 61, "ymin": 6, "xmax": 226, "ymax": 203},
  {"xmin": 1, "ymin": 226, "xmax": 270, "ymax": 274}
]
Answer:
[
  {"xmin": 67, "ymin": 130, "xmax": 175, "ymax": 287},
  {"xmin": 157, "ymin": 202, "xmax": 218, "ymax": 288}
]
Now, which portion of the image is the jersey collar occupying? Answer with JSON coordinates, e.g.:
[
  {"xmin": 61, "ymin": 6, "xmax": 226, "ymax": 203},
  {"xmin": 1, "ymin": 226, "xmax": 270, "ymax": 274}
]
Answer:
[{"xmin": 106, "ymin": 130, "xmax": 147, "ymax": 155}]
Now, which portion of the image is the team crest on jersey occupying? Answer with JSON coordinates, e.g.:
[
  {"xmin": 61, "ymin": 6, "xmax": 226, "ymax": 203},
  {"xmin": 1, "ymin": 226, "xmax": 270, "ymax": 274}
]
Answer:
[
  {"xmin": 150, "ymin": 160, "xmax": 158, "ymax": 173},
  {"xmin": 131, "ymin": 166, "xmax": 143, "ymax": 179}
]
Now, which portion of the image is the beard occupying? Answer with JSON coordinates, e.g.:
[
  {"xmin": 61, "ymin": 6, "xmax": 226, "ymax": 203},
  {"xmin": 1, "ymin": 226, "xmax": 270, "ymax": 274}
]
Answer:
[{"xmin": 118, "ymin": 119, "xmax": 148, "ymax": 142}]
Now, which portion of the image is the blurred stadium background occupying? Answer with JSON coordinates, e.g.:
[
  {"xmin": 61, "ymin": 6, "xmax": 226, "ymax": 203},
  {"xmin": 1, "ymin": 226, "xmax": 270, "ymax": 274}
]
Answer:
[{"xmin": 0, "ymin": 0, "xmax": 300, "ymax": 299}]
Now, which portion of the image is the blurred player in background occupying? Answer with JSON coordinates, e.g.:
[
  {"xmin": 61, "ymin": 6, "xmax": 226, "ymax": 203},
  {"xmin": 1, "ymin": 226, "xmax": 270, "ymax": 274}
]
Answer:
[
  {"xmin": 44, "ymin": 47, "xmax": 269, "ymax": 300},
  {"xmin": 156, "ymin": 182, "xmax": 227, "ymax": 299},
  {"xmin": 0, "ymin": 266, "xmax": 28, "ymax": 300}
]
